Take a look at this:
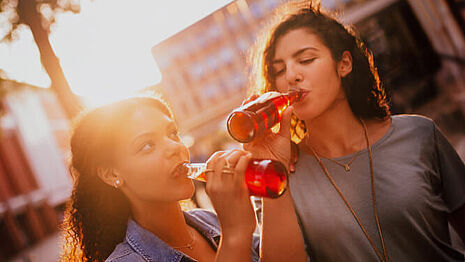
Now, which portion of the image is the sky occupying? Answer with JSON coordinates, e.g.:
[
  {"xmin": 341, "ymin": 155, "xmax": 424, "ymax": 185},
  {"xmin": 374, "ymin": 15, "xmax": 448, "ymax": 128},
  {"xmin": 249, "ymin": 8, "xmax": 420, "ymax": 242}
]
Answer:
[{"xmin": 0, "ymin": 0, "xmax": 233, "ymax": 106}]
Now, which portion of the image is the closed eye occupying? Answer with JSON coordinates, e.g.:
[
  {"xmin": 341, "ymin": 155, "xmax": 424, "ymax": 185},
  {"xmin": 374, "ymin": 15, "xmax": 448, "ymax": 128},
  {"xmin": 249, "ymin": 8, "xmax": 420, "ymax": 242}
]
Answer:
[
  {"xmin": 300, "ymin": 58, "xmax": 315, "ymax": 64},
  {"xmin": 273, "ymin": 66, "xmax": 286, "ymax": 76},
  {"xmin": 274, "ymin": 69, "xmax": 285, "ymax": 76}
]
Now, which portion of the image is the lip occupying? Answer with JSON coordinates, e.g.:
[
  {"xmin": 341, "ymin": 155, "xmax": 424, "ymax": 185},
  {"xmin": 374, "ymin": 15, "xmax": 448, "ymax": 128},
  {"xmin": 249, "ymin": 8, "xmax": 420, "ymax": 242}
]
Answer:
[
  {"xmin": 289, "ymin": 87, "xmax": 310, "ymax": 102},
  {"xmin": 170, "ymin": 160, "xmax": 189, "ymax": 178},
  {"xmin": 299, "ymin": 90, "xmax": 310, "ymax": 101}
]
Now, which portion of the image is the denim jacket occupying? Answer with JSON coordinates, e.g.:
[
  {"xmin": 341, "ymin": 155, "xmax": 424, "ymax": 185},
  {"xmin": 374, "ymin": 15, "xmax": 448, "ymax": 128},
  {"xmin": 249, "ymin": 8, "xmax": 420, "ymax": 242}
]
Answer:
[{"xmin": 106, "ymin": 209, "xmax": 260, "ymax": 262}]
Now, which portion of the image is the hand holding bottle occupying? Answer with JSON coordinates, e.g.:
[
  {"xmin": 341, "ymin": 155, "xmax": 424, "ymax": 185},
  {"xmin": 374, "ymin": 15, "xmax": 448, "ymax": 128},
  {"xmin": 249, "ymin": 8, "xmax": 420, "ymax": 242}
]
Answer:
[
  {"xmin": 227, "ymin": 90, "xmax": 304, "ymax": 143},
  {"xmin": 243, "ymin": 106, "xmax": 294, "ymax": 173},
  {"xmin": 205, "ymin": 150, "xmax": 256, "ymax": 239}
]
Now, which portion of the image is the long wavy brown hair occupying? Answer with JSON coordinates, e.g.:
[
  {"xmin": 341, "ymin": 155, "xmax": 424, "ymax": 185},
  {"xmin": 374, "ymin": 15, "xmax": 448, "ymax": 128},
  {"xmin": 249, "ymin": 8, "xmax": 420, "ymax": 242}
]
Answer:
[
  {"xmin": 248, "ymin": 1, "xmax": 390, "ymax": 143},
  {"xmin": 60, "ymin": 96, "xmax": 173, "ymax": 261}
]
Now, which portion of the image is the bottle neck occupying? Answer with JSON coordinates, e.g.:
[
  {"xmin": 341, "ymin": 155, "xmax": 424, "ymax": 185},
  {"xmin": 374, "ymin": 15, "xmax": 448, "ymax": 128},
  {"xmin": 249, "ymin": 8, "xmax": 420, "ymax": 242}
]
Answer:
[
  {"xmin": 184, "ymin": 163, "xmax": 207, "ymax": 181},
  {"xmin": 285, "ymin": 90, "xmax": 302, "ymax": 104}
]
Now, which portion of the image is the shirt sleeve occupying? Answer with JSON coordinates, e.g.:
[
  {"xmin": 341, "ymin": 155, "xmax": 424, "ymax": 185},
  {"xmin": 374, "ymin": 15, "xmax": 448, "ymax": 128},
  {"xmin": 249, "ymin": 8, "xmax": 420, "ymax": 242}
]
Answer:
[{"xmin": 434, "ymin": 123, "xmax": 465, "ymax": 212}]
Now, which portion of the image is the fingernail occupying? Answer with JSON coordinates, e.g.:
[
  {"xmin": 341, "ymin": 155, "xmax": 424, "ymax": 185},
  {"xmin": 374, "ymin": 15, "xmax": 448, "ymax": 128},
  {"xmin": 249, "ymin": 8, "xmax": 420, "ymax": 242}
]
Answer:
[{"xmin": 290, "ymin": 164, "xmax": 295, "ymax": 173}]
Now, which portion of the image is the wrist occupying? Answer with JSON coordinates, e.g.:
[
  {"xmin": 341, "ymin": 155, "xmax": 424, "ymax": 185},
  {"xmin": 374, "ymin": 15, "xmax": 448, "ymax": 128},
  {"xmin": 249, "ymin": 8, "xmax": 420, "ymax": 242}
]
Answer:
[{"xmin": 220, "ymin": 232, "xmax": 253, "ymax": 249}]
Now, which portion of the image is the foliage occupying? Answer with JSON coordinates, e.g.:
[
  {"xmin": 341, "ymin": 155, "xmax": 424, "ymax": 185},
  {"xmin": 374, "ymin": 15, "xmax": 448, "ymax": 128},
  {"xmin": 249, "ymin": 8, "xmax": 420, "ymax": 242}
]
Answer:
[{"xmin": 1, "ymin": 0, "xmax": 81, "ymax": 42}]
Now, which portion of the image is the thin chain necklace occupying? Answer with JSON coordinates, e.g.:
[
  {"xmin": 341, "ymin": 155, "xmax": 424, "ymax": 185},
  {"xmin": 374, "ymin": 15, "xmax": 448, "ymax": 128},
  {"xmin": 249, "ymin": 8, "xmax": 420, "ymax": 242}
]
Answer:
[
  {"xmin": 326, "ymin": 148, "xmax": 361, "ymax": 172},
  {"xmin": 172, "ymin": 227, "xmax": 196, "ymax": 250},
  {"xmin": 308, "ymin": 120, "xmax": 389, "ymax": 262}
]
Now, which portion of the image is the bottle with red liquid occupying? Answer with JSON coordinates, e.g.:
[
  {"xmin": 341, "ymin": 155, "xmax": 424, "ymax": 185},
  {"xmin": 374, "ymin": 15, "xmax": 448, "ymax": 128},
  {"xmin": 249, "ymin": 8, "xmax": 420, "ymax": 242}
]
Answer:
[
  {"xmin": 227, "ymin": 90, "xmax": 305, "ymax": 143},
  {"xmin": 183, "ymin": 159, "xmax": 288, "ymax": 198}
]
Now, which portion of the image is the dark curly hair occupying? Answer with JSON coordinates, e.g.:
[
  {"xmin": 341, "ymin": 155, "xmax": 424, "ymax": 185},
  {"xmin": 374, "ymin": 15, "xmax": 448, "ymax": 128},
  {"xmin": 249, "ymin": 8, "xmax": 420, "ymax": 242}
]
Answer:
[
  {"xmin": 60, "ymin": 96, "xmax": 173, "ymax": 261},
  {"xmin": 248, "ymin": 1, "xmax": 390, "ymax": 142}
]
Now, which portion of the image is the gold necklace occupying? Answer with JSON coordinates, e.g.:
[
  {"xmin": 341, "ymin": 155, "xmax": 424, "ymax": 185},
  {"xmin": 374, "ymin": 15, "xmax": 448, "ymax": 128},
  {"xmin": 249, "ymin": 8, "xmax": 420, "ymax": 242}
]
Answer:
[
  {"xmin": 172, "ymin": 227, "xmax": 196, "ymax": 250},
  {"xmin": 309, "ymin": 120, "xmax": 389, "ymax": 262},
  {"xmin": 326, "ymin": 149, "xmax": 361, "ymax": 172}
]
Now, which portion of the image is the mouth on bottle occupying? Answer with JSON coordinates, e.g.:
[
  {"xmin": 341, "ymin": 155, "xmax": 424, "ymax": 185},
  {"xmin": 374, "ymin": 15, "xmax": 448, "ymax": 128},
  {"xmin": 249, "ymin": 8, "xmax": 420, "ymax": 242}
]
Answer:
[
  {"xmin": 171, "ymin": 162, "xmax": 189, "ymax": 177},
  {"xmin": 289, "ymin": 87, "xmax": 310, "ymax": 101}
]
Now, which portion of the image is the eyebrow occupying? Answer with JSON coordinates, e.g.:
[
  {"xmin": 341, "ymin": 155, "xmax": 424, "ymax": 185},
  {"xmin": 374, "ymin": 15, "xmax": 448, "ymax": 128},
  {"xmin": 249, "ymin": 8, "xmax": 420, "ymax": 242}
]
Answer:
[
  {"xmin": 131, "ymin": 131, "xmax": 156, "ymax": 146},
  {"xmin": 131, "ymin": 121, "xmax": 177, "ymax": 145},
  {"xmin": 272, "ymin": 47, "xmax": 318, "ymax": 64}
]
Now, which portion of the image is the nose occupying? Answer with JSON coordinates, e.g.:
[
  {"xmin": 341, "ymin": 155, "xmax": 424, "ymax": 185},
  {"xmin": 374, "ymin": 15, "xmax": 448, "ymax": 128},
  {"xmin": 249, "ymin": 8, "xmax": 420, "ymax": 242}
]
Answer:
[
  {"xmin": 163, "ymin": 139, "xmax": 188, "ymax": 159},
  {"xmin": 285, "ymin": 64, "xmax": 303, "ymax": 85}
]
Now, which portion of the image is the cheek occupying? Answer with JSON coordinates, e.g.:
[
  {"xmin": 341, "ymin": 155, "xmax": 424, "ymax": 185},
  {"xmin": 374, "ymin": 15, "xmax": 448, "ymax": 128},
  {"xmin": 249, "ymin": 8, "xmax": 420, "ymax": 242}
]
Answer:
[
  {"xmin": 122, "ymin": 153, "xmax": 168, "ymax": 176},
  {"xmin": 121, "ymin": 157, "xmax": 195, "ymax": 201},
  {"xmin": 275, "ymin": 77, "xmax": 288, "ymax": 92},
  {"xmin": 124, "ymin": 164, "xmax": 165, "ymax": 190},
  {"xmin": 125, "ymin": 170, "xmax": 194, "ymax": 202},
  {"xmin": 118, "ymin": 155, "xmax": 167, "ymax": 187}
]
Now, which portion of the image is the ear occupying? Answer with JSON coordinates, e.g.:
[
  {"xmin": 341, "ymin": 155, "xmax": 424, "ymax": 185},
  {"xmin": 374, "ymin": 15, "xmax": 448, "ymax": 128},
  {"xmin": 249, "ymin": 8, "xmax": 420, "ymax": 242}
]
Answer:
[
  {"xmin": 97, "ymin": 166, "xmax": 121, "ymax": 188},
  {"xmin": 337, "ymin": 51, "xmax": 353, "ymax": 78}
]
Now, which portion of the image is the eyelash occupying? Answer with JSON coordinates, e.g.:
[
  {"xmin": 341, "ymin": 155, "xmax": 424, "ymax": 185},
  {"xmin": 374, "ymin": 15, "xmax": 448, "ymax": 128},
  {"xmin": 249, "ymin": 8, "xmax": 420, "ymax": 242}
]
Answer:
[
  {"xmin": 137, "ymin": 129, "xmax": 180, "ymax": 153},
  {"xmin": 274, "ymin": 58, "xmax": 315, "ymax": 76},
  {"xmin": 139, "ymin": 141, "xmax": 155, "ymax": 153},
  {"xmin": 274, "ymin": 69, "xmax": 285, "ymax": 76},
  {"xmin": 300, "ymin": 58, "xmax": 315, "ymax": 64}
]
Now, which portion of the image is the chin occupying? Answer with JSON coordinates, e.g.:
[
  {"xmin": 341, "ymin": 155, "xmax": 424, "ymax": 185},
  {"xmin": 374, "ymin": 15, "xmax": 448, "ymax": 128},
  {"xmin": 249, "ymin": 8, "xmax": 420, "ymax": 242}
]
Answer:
[
  {"xmin": 180, "ymin": 180, "xmax": 196, "ymax": 199},
  {"xmin": 294, "ymin": 103, "xmax": 322, "ymax": 121},
  {"xmin": 293, "ymin": 107, "xmax": 311, "ymax": 120}
]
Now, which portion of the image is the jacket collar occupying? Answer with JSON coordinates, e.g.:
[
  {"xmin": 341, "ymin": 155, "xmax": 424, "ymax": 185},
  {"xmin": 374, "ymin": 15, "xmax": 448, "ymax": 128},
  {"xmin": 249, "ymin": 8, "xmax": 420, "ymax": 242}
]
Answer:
[{"xmin": 125, "ymin": 211, "xmax": 220, "ymax": 262}]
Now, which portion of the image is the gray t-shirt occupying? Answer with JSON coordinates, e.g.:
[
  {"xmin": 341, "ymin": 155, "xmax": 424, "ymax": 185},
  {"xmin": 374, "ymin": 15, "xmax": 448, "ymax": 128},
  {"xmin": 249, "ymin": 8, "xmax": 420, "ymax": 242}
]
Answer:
[{"xmin": 290, "ymin": 114, "xmax": 465, "ymax": 262}]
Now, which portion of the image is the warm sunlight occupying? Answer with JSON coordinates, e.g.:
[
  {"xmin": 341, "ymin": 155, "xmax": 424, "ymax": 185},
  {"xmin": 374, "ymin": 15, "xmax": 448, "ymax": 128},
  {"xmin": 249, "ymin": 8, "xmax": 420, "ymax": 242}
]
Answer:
[{"xmin": 0, "ymin": 0, "xmax": 232, "ymax": 107}]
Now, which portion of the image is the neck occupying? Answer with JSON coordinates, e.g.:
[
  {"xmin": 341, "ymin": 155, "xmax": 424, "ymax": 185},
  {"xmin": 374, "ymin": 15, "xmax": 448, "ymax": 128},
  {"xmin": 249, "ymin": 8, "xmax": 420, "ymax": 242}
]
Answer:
[
  {"xmin": 130, "ymin": 200, "xmax": 192, "ymax": 248},
  {"xmin": 303, "ymin": 99, "xmax": 365, "ymax": 158}
]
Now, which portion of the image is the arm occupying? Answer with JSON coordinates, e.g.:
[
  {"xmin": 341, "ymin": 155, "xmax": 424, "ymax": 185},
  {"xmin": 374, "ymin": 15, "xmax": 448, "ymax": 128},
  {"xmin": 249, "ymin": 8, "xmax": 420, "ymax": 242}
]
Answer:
[
  {"xmin": 205, "ymin": 150, "xmax": 256, "ymax": 262},
  {"xmin": 245, "ymin": 107, "xmax": 307, "ymax": 262},
  {"xmin": 216, "ymin": 230, "xmax": 254, "ymax": 262},
  {"xmin": 449, "ymin": 203, "xmax": 465, "ymax": 244},
  {"xmin": 261, "ymin": 191, "xmax": 307, "ymax": 262}
]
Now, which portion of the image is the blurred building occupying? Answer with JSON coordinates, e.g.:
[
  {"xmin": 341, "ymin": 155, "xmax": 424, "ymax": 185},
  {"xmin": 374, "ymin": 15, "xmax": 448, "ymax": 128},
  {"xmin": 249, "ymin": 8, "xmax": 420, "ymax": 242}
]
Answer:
[
  {"xmin": 151, "ymin": 0, "xmax": 465, "ymax": 161},
  {"xmin": 0, "ymin": 79, "xmax": 72, "ymax": 260},
  {"xmin": 151, "ymin": 0, "xmax": 280, "ymax": 160}
]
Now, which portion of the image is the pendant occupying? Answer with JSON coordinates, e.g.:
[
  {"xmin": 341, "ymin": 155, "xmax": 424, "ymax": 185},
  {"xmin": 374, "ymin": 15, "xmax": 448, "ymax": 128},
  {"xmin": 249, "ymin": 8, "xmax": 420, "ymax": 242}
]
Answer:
[{"xmin": 344, "ymin": 165, "xmax": 350, "ymax": 172}]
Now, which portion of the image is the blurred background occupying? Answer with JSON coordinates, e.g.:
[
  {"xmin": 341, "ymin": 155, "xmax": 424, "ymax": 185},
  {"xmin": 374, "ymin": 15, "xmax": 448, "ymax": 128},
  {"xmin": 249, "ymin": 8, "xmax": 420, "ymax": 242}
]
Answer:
[{"xmin": 0, "ymin": 0, "xmax": 464, "ymax": 261}]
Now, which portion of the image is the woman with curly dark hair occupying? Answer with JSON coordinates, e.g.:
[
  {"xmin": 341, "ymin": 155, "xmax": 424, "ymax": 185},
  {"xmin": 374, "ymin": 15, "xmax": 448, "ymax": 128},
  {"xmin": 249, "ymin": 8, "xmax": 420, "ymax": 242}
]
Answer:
[
  {"xmin": 244, "ymin": 1, "xmax": 465, "ymax": 262},
  {"xmin": 60, "ymin": 96, "xmax": 261, "ymax": 261}
]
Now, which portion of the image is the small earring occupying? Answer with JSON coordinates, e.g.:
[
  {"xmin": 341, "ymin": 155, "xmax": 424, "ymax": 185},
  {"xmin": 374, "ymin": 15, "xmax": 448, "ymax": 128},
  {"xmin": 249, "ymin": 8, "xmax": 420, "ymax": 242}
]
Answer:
[{"xmin": 114, "ymin": 179, "xmax": 122, "ymax": 189}]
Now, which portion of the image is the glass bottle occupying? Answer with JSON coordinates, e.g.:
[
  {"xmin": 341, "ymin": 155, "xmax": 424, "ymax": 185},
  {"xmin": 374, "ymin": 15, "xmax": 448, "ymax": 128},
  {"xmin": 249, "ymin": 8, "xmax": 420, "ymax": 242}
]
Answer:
[
  {"xmin": 226, "ymin": 90, "xmax": 305, "ymax": 143},
  {"xmin": 184, "ymin": 158, "xmax": 288, "ymax": 198}
]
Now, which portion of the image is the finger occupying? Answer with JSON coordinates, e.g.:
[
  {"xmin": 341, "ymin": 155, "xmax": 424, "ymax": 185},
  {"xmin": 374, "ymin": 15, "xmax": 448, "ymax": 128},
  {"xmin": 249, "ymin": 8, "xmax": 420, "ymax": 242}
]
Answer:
[
  {"xmin": 206, "ymin": 154, "xmax": 228, "ymax": 197},
  {"xmin": 206, "ymin": 151, "xmax": 227, "ymax": 181},
  {"xmin": 224, "ymin": 149, "xmax": 247, "ymax": 169},
  {"xmin": 221, "ymin": 149, "xmax": 240, "ymax": 164},
  {"xmin": 278, "ymin": 106, "xmax": 294, "ymax": 139},
  {"xmin": 214, "ymin": 156, "xmax": 227, "ymax": 177},
  {"xmin": 206, "ymin": 150, "xmax": 226, "ymax": 167},
  {"xmin": 234, "ymin": 152, "xmax": 252, "ymax": 191},
  {"xmin": 289, "ymin": 163, "xmax": 296, "ymax": 173},
  {"xmin": 290, "ymin": 142, "xmax": 299, "ymax": 173}
]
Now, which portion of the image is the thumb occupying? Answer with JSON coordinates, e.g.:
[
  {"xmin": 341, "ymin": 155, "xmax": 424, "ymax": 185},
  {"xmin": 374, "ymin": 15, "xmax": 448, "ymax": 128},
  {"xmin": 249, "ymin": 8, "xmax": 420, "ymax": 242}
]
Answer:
[{"xmin": 278, "ymin": 106, "xmax": 293, "ymax": 138}]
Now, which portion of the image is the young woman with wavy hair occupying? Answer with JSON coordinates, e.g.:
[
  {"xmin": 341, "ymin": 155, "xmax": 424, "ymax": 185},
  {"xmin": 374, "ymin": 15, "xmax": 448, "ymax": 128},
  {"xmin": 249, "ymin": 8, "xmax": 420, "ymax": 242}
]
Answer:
[
  {"xmin": 60, "ymin": 96, "xmax": 260, "ymax": 261},
  {"xmin": 245, "ymin": 2, "xmax": 465, "ymax": 262}
]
